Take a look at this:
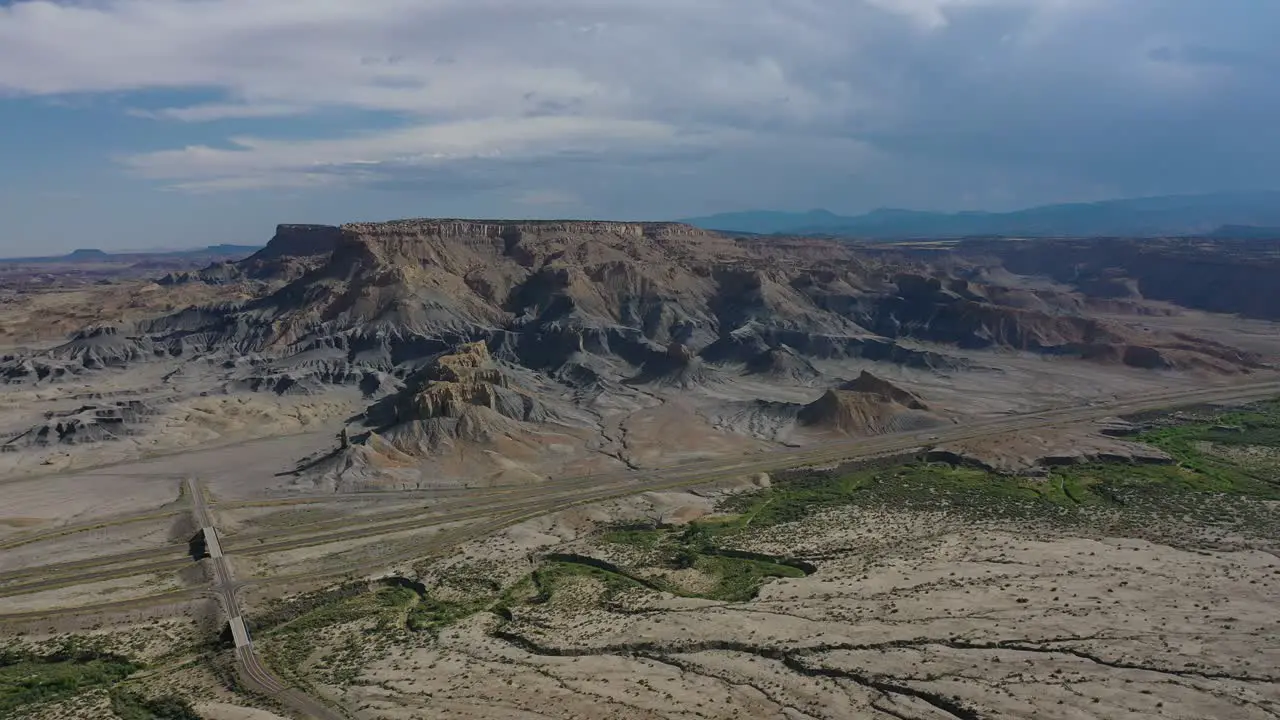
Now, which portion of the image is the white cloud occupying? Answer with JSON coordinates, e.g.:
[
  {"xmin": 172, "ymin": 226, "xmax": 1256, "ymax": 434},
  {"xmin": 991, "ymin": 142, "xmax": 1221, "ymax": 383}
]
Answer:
[
  {"xmin": 129, "ymin": 103, "xmax": 308, "ymax": 122},
  {"xmin": 121, "ymin": 116, "xmax": 698, "ymax": 189},
  {"xmin": 513, "ymin": 189, "xmax": 582, "ymax": 208},
  {"xmin": 1, "ymin": 0, "xmax": 1276, "ymax": 202}
]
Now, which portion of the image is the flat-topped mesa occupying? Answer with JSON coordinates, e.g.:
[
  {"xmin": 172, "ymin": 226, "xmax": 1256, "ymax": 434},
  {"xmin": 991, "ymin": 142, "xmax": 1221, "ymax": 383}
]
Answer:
[
  {"xmin": 340, "ymin": 219, "xmax": 708, "ymax": 241},
  {"xmin": 212, "ymin": 224, "xmax": 345, "ymax": 283},
  {"xmin": 252, "ymin": 224, "xmax": 343, "ymax": 261},
  {"xmin": 325, "ymin": 218, "xmax": 742, "ymax": 276}
]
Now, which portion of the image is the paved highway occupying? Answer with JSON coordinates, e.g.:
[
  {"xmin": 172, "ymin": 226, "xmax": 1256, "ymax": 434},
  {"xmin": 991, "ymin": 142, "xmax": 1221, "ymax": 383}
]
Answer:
[
  {"xmin": 5, "ymin": 378, "xmax": 1280, "ymax": 601},
  {"xmin": 186, "ymin": 479, "xmax": 346, "ymax": 720},
  {"xmin": 2, "ymin": 378, "xmax": 1280, "ymax": 720}
]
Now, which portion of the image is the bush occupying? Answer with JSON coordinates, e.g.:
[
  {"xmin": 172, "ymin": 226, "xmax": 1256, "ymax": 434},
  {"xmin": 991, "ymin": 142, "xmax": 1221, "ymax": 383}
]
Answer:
[{"xmin": 109, "ymin": 689, "xmax": 202, "ymax": 720}]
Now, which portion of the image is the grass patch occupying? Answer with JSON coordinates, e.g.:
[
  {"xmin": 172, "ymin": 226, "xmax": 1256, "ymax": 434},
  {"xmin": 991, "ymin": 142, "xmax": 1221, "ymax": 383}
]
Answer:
[
  {"xmin": 1131, "ymin": 402, "xmax": 1280, "ymax": 501},
  {"xmin": 108, "ymin": 688, "xmax": 202, "ymax": 720},
  {"xmin": 249, "ymin": 583, "xmax": 368, "ymax": 637},
  {"xmin": 601, "ymin": 527, "xmax": 668, "ymax": 548},
  {"xmin": 532, "ymin": 560, "xmax": 648, "ymax": 602},
  {"xmin": 698, "ymin": 399, "xmax": 1280, "ymax": 540},
  {"xmin": 250, "ymin": 400, "xmax": 1280, "ymax": 680},
  {"xmin": 577, "ymin": 521, "xmax": 815, "ymax": 603},
  {"xmin": 268, "ymin": 595, "xmax": 375, "ymax": 636},
  {"xmin": 405, "ymin": 597, "xmax": 487, "ymax": 634},
  {"xmin": 720, "ymin": 470, "xmax": 876, "ymax": 528},
  {"xmin": 376, "ymin": 585, "xmax": 419, "ymax": 610},
  {"xmin": 0, "ymin": 644, "xmax": 139, "ymax": 716},
  {"xmin": 695, "ymin": 554, "xmax": 807, "ymax": 602}
]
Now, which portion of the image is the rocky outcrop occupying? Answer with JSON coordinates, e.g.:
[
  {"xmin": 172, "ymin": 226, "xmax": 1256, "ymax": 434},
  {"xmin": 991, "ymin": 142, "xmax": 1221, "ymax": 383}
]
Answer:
[
  {"xmin": 744, "ymin": 345, "xmax": 821, "ymax": 383},
  {"xmin": 162, "ymin": 224, "xmax": 342, "ymax": 286},
  {"xmin": 252, "ymin": 224, "xmax": 343, "ymax": 261},
  {"xmin": 629, "ymin": 341, "xmax": 715, "ymax": 389},
  {"xmin": 399, "ymin": 342, "xmax": 546, "ymax": 425},
  {"xmin": 798, "ymin": 373, "xmax": 942, "ymax": 435},
  {"xmin": 3, "ymin": 217, "xmax": 1264, "ymax": 397},
  {"xmin": 851, "ymin": 272, "xmax": 1262, "ymax": 372},
  {"xmin": 48, "ymin": 326, "xmax": 159, "ymax": 369},
  {"xmin": 839, "ymin": 370, "xmax": 928, "ymax": 410},
  {"xmin": 320, "ymin": 340, "xmax": 558, "ymax": 467},
  {"xmin": 2, "ymin": 400, "xmax": 157, "ymax": 450}
]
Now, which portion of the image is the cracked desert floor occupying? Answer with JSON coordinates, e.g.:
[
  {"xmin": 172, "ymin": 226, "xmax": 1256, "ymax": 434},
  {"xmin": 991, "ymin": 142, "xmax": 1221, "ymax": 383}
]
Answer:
[{"xmin": 257, "ymin": 481, "xmax": 1280, "ymax": 720}]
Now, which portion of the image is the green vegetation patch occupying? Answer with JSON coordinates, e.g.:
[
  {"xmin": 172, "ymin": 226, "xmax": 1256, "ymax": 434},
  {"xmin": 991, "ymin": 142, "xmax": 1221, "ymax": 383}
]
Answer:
[
  {"xmin": 600, "ymin": 527, "xmax": 668, "ymax": 548},
  {"xmin": 250, "ymin": 582, "xmax": 369, "ymax": 637},
  {"xmin": 268, "ymin": 593, "xmax": 376, "ymax": 636},
  {"xmin": 0, "ymin": 645, "xmax": 139, "ymax": 716},
  {"xmin": 720, "ymin": 470, "xmax": 876, "ymax": 528},
  {"xmin": 256, "ymin": 577, "xmax": 498, "ymax": 662},
  {"xmin": 108, "ymin": 689, "xmax": 202, "ymax": 720},
  {"xmin": 531, "ymin": 559, "xmax": 649, "ymax": 603},
  {"xmin": 1133, "ymin": 402, "xmax": 1280, "ymax": 500},
  {"xmin": 375, "ymin": 585, "xmax": 420, "ymax": 610},
  {"xmin": 716, "ymin": 402, "xmax": 1280, "ymax": 527},
  {"xmin": 248, "ymin": 399, "xmax": 1280, "ymax": 686},
  {"xmin": 590, "ymin": 523, "xmax": 814, "ymax": 602},
  {"xmin": 405, "ymin": 596, "xmax": 488, "ymax": 634},
  {"xmin": 693, "ymin": 554, "xmax": 807, "ymax": 602},
  {"xmin": 528, "ymin": 400, "xmax": 1280, "ymax": 614}
]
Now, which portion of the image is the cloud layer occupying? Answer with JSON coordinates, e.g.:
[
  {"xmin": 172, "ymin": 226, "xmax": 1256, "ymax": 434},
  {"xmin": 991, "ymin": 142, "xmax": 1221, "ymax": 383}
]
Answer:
[{"xmin": 1, "ymin": 0, "xmax": 1277, "ymax": 211}]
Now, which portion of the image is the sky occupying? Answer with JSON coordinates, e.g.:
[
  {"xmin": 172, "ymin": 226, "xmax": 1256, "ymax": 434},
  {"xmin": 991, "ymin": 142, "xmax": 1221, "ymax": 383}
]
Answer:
[{"xmin": 1, "ymin": 0, "xmax": 1278, "ymax": 254}]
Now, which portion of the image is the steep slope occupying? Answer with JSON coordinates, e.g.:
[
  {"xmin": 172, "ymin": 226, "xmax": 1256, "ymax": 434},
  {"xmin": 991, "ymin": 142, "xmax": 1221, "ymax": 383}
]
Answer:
[
  {"xmin": 798, "ymin": 371, "xmax": 943, "ymax": 435},
  {"xmin": 744, "ymin": 345, "xmax": 822, "ymax": 384},
  {"xmin": 372, "ymin": 341, "xmax": 550, "ymax": 454},
  {"xmin": 5, "ymin": 220, "xmax": 1264, "ymax": 390},
  {"xmin": 3, "ymin": 218, "xmax": 1271, "ymax": 487},
  {"xmin": 161, "ymin": 224, "xmax": 341, "ymax": 285},
  {"xmin": 112, "ymin": 220, "xmax": 978, "ymax": 381}
]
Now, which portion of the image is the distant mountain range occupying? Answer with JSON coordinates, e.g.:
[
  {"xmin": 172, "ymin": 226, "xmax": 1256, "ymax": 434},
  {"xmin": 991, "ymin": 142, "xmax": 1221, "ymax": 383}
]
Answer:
[
  {"xmin": 680, "ymin": 192, "xmax": 1280, "ymax": 238},
  {"xmin": 0, "ymin": 244, "xmax": 262, "ymax": 264}
]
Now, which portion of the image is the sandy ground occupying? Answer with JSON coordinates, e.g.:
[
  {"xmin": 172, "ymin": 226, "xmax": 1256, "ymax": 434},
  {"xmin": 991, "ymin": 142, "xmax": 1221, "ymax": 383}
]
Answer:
[
  {"xmin": 0, "ymin": 304, "xmax": 1277, "ymax": 719},
  {"xmin": 325, "ymin": 503, "xmax": 1280, "ymax": 720},
  {"xmin": 215, "ymin": 497, "xmax": 445, "ymax": 537},
  {"xmin": 0, "ymin": 471, "xmax": 187, "ymax": 539},
  {"xmin": 621, "ymin": 395, "xmax": 773, "ymax": 467},
  {"xmin": 0, "ymin": 571, "xmax": 190, "ymax": 613},
  {"xmin": 195, "ymin": 703, "xmax": 291, "ymax": 720},
  {"xmin": 0, "ymin": 394, "xmax": 357, "ymax": 481},
  {"xmin": 234, "ymin": 520, "xmax": 471, "ymax": 579},
  {"xmin": 0, "ymin": 514, "xmax": 186, "ymax": 572}
]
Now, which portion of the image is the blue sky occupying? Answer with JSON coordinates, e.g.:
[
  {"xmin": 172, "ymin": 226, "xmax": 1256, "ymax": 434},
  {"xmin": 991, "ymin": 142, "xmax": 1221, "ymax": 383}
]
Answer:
[{"xmin": 1, "ymin": 0, "xmax": 1277, "ymax": 254}]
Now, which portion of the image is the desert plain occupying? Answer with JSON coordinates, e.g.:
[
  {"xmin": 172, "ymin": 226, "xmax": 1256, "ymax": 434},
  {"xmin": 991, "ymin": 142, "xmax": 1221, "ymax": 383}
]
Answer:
[{"xmin": 2, "ymin": 223, "xmax": 1279, "ymax": 719}]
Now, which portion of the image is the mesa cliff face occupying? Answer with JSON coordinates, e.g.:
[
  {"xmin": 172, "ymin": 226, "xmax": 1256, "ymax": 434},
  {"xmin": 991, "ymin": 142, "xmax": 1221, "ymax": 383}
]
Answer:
[
  {"xmin": 5, "ymin": 219, "xmax": 1266, "ymax": 390},
  {"xmin": 3, "ymin": 217, "xmax": 1273, "ymax": 486},
  {"xmin": 161, "ymin": 224, "xmax": 342, "ymax": 286}
]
